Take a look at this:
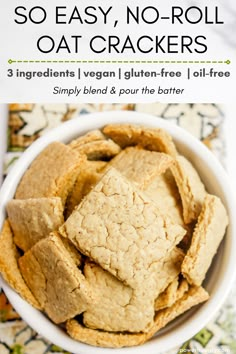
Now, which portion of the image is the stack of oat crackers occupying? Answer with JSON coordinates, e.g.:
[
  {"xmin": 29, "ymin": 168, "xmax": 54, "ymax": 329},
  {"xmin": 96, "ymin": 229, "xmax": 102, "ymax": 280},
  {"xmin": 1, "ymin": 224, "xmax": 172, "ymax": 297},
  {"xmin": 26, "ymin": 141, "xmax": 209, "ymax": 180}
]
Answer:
[{"xmin": 0, "ymin": 123, "xmax": 228, "ymax": 348}]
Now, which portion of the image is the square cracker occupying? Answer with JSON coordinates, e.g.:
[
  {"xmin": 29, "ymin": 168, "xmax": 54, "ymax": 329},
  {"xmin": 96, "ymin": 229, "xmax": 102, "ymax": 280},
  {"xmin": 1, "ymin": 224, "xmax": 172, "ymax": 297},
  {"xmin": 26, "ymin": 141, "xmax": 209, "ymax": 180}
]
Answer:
[
  {"xmin": 83, "ymin": 247, "xmax": 184, "ymax": 333},
  {"xmin": 182, "ymin": 194, "xmax": 228, "ymax": 286},
  {"xmin": 19, "ymin": 233, "xmax": 96, "ymax": 323},
  {"xmin": 71, "ymin": 140, "xmax": 121, "ymax": 160},
  {"xmin": 105, "ymin": 147, "xmax": 174, "ymax": 188},
  {"xmin": 155, "ymin": 277, "xmax": 189, "ymax": 311},
  {"xmin": 83, "ymin": 262, "xmax": 154, "ymax": 333},
  {"xmin": 103, "ymin": 124, "xmax": 178, "ymax": 157},
  {"xmin": 66, "ymin": 160, "xmax": 107, "ymax": 217},
  {"xmin": 171, "ymin": 156, "xmax": 206, "ymax": 224},
  {"xmin": 7, "ymin": 197, "xmax": 64, "ymax": 252},
  {"xmin": 69, "ymin": 130, "xmax": 106, "ymax": 149},
  {"xmin": 60, "ymin": 168, "xmax": 186, "ymax": 292},
  {"xmin": 15, "ymin": 142, "xmax": 84, "ymax": 205},
  {"xmin": 0, "ymin": 220, "xmax": 41, "ymax": 309},
  {"xmin": 66, "ymin": 286, "xmax": 209, "ymax": 348},
  {"xmin": 107, "ymin": 148, "xmax": 192, "ymax": 244}
]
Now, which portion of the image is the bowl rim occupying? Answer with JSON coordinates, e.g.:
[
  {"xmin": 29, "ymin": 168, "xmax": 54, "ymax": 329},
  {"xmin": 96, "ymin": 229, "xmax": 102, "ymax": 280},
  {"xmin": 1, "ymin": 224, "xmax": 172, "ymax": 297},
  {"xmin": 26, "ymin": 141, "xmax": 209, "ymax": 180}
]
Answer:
[{"xmin": 0, "ymin": 110, "xmax": 236, "ymax": 354}]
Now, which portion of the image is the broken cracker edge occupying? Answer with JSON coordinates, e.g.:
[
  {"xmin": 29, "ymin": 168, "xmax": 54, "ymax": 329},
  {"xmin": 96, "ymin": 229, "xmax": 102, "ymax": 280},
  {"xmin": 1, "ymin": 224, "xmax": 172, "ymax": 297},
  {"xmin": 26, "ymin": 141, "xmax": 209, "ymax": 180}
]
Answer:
[{"xmin": 66, "ymin": 286, "xmax": 209, "ymax": 348}]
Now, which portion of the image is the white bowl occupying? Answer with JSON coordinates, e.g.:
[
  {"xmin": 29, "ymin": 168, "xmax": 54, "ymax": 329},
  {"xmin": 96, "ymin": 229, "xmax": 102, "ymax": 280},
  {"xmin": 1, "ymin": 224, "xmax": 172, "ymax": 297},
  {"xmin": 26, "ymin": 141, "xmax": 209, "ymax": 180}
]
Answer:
[{"xmin": 0, "ymin": 111, "xmax": 235, "ymax": 354}]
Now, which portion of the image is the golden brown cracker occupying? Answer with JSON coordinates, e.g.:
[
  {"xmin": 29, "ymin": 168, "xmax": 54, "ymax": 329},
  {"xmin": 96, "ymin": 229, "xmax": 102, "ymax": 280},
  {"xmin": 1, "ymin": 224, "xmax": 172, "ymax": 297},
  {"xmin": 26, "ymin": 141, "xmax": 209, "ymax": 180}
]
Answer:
[
  {"xmin": 72, "ymin": 140, "xmax": 121, "ymax": 160},
  {"xmin": 19, "ymin": 233, "xmax": 96, "ymax": 323},
  {"xmin": 15, "ymin": 142, "xmax": 85, "ymax": 205},
  {"xmin": 66, "ymin": 160, "xmax": 106, "ymax": 217},
  {"xmin": 155, "ymin": 278, "xmax": 189, "ymax": 311},
  {"xmin": 60, "ymin": 168, "xmax": 186, "ymax": 292},
  {"xmin": 105, "ymin": 147, "xmax": 174, "ymax": 188},
  {"xmin": 145, "ymin": 286, "xmax": 209, "ymax": 341},
  {"xmin": 0, "ymin": 220, "xmax": 41, "ymax": 309},
  {"xmin": 7, "ymin": 197, "xmax": 64, "ymax": 251},
  {"xmin": 69, "ymin": 130, "xmax": 106, "ymax": 149},
  {"xmin": 182, "ymin": 194, "xmax": 228, "ymax": 286},
  {"xmin": 103, "ymin": 124, "xmax": 178, "ymax": 157},
  {"xmin": 171, "ymin": 156, "xmax": 206, "ymax": 224},
  {"xmin": 66, "ymin": 286, "xmax": 209, "ymax": 348},
  {"xmin": 66, "ymin": 319, "xmax": 146, "ymax": 348},
  {"xmin": 83, "ymin": 262, "xmax": 154, "ymax": 333}
]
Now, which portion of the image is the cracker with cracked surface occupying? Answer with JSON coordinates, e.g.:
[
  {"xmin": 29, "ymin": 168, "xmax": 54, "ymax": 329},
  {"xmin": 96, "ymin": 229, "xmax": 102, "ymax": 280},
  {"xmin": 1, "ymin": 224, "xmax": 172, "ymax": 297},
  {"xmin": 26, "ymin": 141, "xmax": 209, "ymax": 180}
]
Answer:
[
  {"xmin": 83, "ymin": 262, "xmax": 154, "ymax": 333},
  {"xmin": 7, "ymin": 197, "xmax": 64, "ymax": 252},
  {"xmin": 103, "ymin": 124, "xmax": 178, "ymax": 157},
  {"xmin": 144, "ymin": 170, "xmax": 183, "ymax": 226},
  {"xmin": 60, "ymin": 168, "xmax": 186, "ymax": 292},
  {"xmin": 69, "ymin": 130, "xmax": 106, "ymax": 149},
  {"xmin": 106, "ymin": 148, "xmax": 183, "ymax": 230},
  {"xmin": 105, "ymin": 147, "xmax": 174, "ymax": 188},
  {"xmin": 66, "ymin": 160, "xmax": 107, "ymax": 217},
  {"xmin": 105, "ymin": 147, "xmax": 188, "ymax": 235},
  {"xmin": 72, "ymin": 139, "xmax": 121, "ymax": 160},
  {"xmin": 182, "ymin": 194, "xmax": 228, "ymax": 286},
  {"xmin": 144, "ymin": 170, "xmax": 193, "ymax": 246},
  {"xmin": 171, "ymin": 156, "xmax": 206, "ymax": 224},
  {"xmin": 0, "ymin": 220, "xmax": 41, "ymax": 309},
  {"xmin": 15, "ymin": 142, "xmax": 84, "ymax": 204},
  {"xmin": 155, "ymin": 278, "xmax": 189, "ymax": 311},
  {"xmin": 83, "ymin": 248, "xmax": 184, "ymax": 333},
  {"xmin": 19, "ymin": 233, "xmax": 96, "ymax": 323},
  {"xmin": 66, "ymin": 286, "xmax": 209, "ymax": 348},
  {"xmin": 52, "ymin": 231, "xmax": 82, "ymax": 267}
]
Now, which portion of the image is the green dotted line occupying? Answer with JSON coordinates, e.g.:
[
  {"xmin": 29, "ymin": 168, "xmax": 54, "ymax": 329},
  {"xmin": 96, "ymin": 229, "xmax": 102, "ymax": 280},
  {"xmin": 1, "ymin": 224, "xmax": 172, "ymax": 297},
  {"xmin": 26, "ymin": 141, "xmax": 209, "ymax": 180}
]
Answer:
[{"xmin": 8, "ymin": 59, "xmax": 231, "ymax": 65}]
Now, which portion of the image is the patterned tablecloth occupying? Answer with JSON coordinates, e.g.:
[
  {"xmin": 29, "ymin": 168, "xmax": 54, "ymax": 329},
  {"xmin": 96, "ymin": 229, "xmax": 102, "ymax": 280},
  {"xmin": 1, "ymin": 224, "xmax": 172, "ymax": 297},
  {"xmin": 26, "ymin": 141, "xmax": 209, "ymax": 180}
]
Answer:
[{"xmin": 0, "ymin": 103, "xmax": 235, "ymax": 354}]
